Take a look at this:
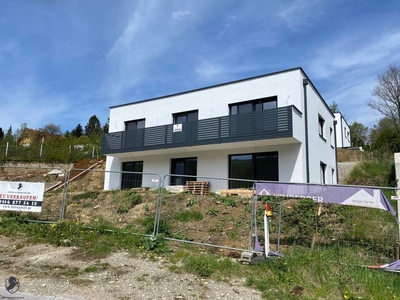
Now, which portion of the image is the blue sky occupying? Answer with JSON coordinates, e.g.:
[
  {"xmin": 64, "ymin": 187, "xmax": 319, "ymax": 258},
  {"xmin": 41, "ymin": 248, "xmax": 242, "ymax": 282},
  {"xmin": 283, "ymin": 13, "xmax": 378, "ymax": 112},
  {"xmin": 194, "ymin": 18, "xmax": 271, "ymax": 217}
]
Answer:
[{"xmin": 1, "ymin": 0, "xmax": 400, "ymax": 134}]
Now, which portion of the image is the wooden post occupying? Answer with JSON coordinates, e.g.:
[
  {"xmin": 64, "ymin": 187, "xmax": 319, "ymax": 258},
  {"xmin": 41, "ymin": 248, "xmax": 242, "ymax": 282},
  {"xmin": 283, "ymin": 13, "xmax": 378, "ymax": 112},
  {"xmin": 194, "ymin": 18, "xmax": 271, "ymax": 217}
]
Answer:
[{"xmin": 311, "ymin": 203, "xmax": 323, "ymax": 251}]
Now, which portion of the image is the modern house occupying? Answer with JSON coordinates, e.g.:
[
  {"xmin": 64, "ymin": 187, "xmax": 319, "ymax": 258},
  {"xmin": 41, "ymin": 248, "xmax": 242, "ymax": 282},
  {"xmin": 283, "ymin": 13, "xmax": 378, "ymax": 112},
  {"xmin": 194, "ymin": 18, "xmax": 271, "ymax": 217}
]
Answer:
[
  {"xmin": 102, "ymin": 67, "xmax": 338, "ymax": 192},
  {"xmin": 334, "ymin": 113, "xmax": 351, "ymax": 148}
]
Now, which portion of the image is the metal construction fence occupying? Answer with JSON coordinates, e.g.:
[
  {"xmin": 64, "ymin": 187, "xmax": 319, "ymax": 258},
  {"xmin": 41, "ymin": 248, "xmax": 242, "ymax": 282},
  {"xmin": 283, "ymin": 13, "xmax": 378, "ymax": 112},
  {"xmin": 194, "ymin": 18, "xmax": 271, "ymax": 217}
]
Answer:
[{"xmin": 1, "ymin": 164, "xmax": 399, "ymax": 266}]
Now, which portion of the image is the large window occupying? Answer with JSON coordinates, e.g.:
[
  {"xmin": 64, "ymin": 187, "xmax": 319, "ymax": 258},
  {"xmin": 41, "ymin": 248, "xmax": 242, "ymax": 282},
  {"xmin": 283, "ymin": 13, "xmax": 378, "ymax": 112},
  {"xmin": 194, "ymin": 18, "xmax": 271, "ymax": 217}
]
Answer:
[
  {"xmin": 229, "ymin": 96, "xmax": 277, "ymax": 115},
  {"xmin": 121, "ymin": 161, "xmax": 143, "ymax": 189},
  {"xmin": 229, "ymin": 152, "xmax": 278, "ymax": 188},
  {"xmin": 173, "ymin": 110, "xmax": 198, "ymax": 123},
  {"xmin": 125, "ymin": 119, "xmax": 145, "ymax": 131},
  {"xmin": 170, "ymin": 157, "xmax": 197, "ymax": 186}
]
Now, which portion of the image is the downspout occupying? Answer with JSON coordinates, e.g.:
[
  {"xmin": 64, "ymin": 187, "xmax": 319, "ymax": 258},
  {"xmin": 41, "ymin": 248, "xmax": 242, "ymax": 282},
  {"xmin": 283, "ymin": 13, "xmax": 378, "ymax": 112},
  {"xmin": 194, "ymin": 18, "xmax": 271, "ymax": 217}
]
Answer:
[
  {"xmin": 334, "ymin": 120, "xmax": 338, "ymax": 183},
  {"xmin": 303, "ymin": 79, "xmax": 310, "ymax": 183}
]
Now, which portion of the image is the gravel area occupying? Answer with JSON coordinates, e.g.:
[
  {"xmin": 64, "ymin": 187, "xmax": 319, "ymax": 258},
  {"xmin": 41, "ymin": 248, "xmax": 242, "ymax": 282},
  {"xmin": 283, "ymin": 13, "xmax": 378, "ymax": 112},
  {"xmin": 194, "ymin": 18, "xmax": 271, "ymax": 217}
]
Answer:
[{"xmin": 0, "ymin": 236, "xmax": 262, "ymax": 300}]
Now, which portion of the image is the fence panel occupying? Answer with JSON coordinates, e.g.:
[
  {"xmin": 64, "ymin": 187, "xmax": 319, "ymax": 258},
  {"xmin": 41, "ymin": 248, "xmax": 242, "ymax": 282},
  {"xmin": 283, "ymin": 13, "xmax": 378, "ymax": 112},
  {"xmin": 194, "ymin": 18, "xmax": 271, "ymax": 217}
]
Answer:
[
  {"xmin": 63, "ymin": 168, "xmax": 162, "ymax": 236},
  {"xmin": 0, "ymin": 164, "xmax": 68, "ymax": 222},
  {"xmin": 159, "ymin": 174, "xmax": 256, "ymax": 252},
  {"xmin": 256, "ymin": 185, "xmax": 399, "ymax": 266}
]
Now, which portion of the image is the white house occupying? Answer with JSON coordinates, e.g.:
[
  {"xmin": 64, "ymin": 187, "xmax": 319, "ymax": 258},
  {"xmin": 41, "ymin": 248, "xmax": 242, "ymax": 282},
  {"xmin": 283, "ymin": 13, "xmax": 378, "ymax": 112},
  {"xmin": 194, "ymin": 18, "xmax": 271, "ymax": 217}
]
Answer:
[
  {"xmin": 102, "ymin": 67, "xmax": 338, "ymax": 191},
  {"xmin": 334, "ymin": 112, "xmax": 351, "ymax": 148}
]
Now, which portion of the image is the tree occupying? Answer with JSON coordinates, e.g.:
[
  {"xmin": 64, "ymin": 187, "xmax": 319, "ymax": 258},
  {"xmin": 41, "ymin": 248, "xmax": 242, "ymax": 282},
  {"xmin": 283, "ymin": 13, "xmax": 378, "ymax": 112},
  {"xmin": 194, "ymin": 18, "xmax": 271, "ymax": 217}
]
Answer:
[
  {"xmin": 71, "ymin": 124, "xmax": 83, "ymax": 138},
  {"xmin": 42, "ymin": 124, "xmax": 62, "ymax": 136},
  {"xmin": 330, "ymin": 101, "xmax": 339, "ymax": 113},
  {"xmin": 85, "ymin": 115, "xmax": 102, "ymax": 136},
  {"xmin": 0, "ymin": 127, "xmax": 4, "ymax": 140},
  {"xmin": 15, "ymin": 123, "xmax": 28, "ymax": 143},
  {"xmin": 5, "ymin": 125, "xmax": 13, "ymax": 142},
  {"xmin": 349, "ymin": 122, "xmax": 368, "ymax": 148},
  {"xmin": 103, "ymin": 118, "xmax": 109, "ymax": 134},
  {"xmin": 369, "ymin": 117, "xmax": 400, "ymax": 153},
  {"xmin": 366, "ymin": 64, "xmax": 400, "ymax": 132}
]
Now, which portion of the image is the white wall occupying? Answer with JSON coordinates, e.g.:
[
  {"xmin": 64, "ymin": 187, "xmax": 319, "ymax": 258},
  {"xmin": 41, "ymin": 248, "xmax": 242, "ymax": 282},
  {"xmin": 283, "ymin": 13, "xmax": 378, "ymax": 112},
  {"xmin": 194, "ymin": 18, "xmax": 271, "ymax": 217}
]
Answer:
[
  {"xmin": 109, "ymin": 69, "xmax": 305, "ymax": 132},
  {"xmin": 305, "ymin": 84, "xmax": 337, "ymax": 184},
  {"xmin": 334, "ymin": 113, "xmax": 351, "ymax": 148},
  {"xmin": 104, "ymin": 143, "xmax": 304, "ymax": 191},
  {"xmin": 105, "ymin": 68, "xmax": 338, "ymax": 187}
]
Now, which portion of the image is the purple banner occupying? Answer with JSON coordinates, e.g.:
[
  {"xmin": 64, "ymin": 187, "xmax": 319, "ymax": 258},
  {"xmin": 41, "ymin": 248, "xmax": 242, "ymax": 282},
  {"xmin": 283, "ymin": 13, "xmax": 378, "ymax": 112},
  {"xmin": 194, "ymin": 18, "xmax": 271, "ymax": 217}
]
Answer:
[{"xmin": 256, "ymin": 182, "xmax": 396, "ymax": 216}]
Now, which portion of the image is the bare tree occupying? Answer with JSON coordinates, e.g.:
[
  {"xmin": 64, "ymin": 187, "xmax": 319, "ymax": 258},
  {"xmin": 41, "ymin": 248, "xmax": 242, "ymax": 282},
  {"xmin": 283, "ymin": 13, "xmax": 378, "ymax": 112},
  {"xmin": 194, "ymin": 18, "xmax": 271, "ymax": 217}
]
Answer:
[{"xmin": 367, "ymin": 64, "xmax": 400, "ymax": 132}]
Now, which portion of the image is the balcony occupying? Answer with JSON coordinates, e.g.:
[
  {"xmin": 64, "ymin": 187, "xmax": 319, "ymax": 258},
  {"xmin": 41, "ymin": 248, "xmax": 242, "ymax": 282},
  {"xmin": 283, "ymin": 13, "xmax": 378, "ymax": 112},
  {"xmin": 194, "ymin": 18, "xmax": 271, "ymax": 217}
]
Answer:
[{"xmin": 102, "ymin": 105, "xmax": 300, "ymax": 155}]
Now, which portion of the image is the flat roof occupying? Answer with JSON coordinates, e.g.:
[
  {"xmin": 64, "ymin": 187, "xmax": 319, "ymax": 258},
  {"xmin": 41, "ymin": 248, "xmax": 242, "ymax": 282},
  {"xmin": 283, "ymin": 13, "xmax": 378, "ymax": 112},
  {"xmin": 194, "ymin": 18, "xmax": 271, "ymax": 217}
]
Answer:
[{"xmin": 109, "ymin": 67, "xmax": 332, "ymax": 117}]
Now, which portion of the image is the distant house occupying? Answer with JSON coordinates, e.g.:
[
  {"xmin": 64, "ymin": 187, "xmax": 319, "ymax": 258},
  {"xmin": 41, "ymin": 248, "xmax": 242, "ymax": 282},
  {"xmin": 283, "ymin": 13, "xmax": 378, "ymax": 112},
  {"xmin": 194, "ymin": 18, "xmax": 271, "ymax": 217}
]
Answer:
[
  {"xmin": 19, "ymin": 129, "xmax": 54, "ymax": 146},
  {"xmin": 102, "ymin": 67, "xmax": 340, "ymax": 191},
  {"xmin": 334, "ymin": 113, "xmax": 351, "ymax": 148}
]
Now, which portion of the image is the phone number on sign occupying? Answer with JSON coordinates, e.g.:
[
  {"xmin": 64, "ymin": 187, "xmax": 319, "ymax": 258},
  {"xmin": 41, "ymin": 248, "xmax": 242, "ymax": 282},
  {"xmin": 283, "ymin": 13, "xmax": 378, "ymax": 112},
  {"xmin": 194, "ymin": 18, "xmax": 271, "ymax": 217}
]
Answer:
[{"xmin": 0, "ymin": 199, "xmax": 40, "ymax": 206}]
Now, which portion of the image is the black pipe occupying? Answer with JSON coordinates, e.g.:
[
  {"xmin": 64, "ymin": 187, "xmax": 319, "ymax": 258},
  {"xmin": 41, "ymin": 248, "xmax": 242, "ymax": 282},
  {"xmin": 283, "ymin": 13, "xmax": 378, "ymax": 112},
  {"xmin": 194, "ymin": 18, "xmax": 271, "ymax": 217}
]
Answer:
[{"xmin": 303, "ymin": 79, "xmax": 310, "ymax": 183}]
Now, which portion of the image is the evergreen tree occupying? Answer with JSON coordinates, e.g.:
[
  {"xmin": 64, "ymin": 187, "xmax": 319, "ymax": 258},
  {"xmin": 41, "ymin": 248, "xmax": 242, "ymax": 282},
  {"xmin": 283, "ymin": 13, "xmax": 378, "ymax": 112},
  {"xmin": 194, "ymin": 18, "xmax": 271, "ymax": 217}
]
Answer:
[
  {"xmin": 71, "ymin": 124, "xmax": 83, "ymax": 138},
  {"xmin": 0, "ymin": 127, "xmax": 4, "ymax": 140},
  {"xmin": 103, "ymin": 118, "xmax": 109, "ymax": 134},
  {"xmin": 85, "ymin": 115, "xmax": 102, "ymax": 136}
]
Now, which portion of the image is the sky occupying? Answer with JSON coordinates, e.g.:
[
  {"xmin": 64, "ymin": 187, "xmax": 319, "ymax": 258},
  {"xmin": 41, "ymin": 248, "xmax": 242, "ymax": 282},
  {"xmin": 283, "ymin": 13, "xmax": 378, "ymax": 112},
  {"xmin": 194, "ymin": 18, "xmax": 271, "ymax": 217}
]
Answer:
[{"xmin": 1, "ymin": 0, "xmax": 400, "ymax": 134}]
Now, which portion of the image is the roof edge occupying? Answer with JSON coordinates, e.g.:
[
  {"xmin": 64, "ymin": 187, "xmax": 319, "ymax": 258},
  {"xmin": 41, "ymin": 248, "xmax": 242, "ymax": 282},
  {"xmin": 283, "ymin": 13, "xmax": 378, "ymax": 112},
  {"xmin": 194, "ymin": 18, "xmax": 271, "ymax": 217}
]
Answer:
[{"xmin": 110, "ymin": 67, "xmax": 304, "ymax": 109}]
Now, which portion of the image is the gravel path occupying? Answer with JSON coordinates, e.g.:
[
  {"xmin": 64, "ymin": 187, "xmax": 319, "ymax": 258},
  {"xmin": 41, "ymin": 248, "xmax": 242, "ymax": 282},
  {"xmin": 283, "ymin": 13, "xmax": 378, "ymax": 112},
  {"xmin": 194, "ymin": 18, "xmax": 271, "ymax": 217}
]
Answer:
[{"xmin": 0, "ymin": 236, "xmax": 262, "ymax": 300}]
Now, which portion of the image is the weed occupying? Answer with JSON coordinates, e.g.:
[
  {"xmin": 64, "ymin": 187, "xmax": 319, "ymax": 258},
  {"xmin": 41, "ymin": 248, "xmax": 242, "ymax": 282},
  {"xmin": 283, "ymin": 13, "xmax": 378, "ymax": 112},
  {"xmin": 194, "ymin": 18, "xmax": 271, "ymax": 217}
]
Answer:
[
  {"xmin": 206, "ymin": 208, "xmax": 219, "ymax": 217},
  {"xmin": 174, "ymin": 210, "xmax": 203, "ymax": 222},
  {"xmin": 72, "ymin": 191, "xmax": 99, "ymax": 201}
]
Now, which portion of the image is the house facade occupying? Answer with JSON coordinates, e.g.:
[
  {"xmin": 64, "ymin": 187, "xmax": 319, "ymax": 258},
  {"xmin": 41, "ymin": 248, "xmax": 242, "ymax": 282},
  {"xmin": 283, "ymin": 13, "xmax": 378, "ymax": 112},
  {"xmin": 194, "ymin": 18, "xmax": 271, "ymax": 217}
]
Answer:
[
  {"xmin": 334, "ymin": 112, "xmax": 351, "ymax": 148},
  {"xmin": 102, "ymin": 68, "xmax": 338, "ymax": 191}
]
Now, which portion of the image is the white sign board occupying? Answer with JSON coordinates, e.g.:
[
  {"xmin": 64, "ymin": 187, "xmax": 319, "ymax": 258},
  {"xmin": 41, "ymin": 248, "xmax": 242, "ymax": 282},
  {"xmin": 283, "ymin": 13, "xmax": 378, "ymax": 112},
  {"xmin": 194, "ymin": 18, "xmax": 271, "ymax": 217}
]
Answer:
[
  {"xmin": 173, "ymin": 124, "xmax": 182, "ymax": 132},
  {"xmin": 0, "ymin": 181, "xmax": 45, "ymax": 213}
]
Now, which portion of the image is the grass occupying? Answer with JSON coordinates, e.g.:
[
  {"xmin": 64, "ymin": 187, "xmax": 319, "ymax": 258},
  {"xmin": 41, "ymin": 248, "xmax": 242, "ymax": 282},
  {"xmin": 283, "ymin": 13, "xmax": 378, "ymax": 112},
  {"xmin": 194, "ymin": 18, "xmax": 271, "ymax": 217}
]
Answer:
[{"xmin": 0, "ymin": 214, "xmax": 399, "ymax": 299}]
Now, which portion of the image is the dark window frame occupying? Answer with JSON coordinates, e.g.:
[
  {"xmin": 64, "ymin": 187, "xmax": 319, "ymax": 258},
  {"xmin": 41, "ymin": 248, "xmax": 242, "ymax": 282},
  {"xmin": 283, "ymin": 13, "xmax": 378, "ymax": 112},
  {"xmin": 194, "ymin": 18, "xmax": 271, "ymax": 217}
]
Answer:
[
  {"xmin": 318, "ymin": 115, "xmax": 325, "ymax": 139},
  {"xmin": 125, "ymin": 119, "xmax": 145, "ymax": 131},
  {"xmin": 121, "ymin": 161, "xmax": 143, "ymax": 189},
  {"xmin": 173, "ymin": 110, "xmax": 198, "ymax": 124},
  {"xmin": 170, "ymin": 157, "xmax": 198, "ymax": 186},
  {"xmin": 229, "ymin": 96, "xmax": 277, "ymax": 115},
  {"xmin": 320, "ymin": 162, "xmax": 327, "ymax": 184},
  {"xmin": 229, "ymin": 151, "xmax": 279, "ymax": 188}
]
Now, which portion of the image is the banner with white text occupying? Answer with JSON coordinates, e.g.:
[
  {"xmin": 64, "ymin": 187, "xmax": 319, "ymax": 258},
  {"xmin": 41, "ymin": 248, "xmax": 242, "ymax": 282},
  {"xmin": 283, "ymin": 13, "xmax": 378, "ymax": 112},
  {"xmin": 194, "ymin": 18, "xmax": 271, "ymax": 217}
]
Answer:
[
  {"xmin": 0, "ymin": 181, "xmax": 45, "ymax": 213},
  {"xmin": 256, "ymin": 182, "xmax": 396, "ymax": 216}
]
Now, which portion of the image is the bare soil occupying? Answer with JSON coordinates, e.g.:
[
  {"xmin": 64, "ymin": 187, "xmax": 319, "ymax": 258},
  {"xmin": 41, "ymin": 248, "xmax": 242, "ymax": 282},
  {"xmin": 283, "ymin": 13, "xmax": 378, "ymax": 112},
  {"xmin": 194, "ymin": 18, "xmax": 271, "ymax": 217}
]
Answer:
[{"xmin": 0, "ymin": 161, "xmax": 264, "ymax": 299}]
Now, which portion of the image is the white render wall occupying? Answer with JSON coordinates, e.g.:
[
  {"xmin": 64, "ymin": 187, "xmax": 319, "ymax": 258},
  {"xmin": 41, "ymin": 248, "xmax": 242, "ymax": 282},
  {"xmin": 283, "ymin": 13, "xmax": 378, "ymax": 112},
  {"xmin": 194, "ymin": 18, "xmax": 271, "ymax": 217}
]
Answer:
[
  {"xmin": 334, "ymin": 113, "xmax": 351, "ymax": 148},
  {"xmin": 105, "ymin": 68, "xmax": 338, "ymax": 189},
  {"xmin": 108, "ymin": 70, "xmax": 305, "ymax": 133},
  {"xmin": 306, "ymin": 83, "xmax": 337, "ymax": 184},
  {"xmin": 105, "ymin": 142, "xmax": 304, "ymax": 192}
]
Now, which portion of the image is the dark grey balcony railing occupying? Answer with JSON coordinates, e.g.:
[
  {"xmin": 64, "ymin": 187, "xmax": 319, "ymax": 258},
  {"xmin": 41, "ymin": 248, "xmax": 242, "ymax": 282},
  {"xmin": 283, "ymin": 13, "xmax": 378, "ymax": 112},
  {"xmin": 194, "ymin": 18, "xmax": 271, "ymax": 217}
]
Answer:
[{"xmin": 102, "ymin": 105, "xmax": 296, "ymax": 155}]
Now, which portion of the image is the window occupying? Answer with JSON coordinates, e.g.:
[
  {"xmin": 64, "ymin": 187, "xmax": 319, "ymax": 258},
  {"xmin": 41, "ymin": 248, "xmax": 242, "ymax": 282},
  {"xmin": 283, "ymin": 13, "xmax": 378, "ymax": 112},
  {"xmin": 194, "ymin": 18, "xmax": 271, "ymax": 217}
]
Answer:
[
  {"xmin": 121, "ymin": 161, "xmax": 143, "ymax": 189},
  {"xmin": 229, "ymin": 152, "xmax": 278, "ymax": 188},
  {"xmin": 320, "ymin": 162, "xmax": 327, "ymax": 184},
  {"xmin": 173, "ymin": 110, "xmax": 198, "ymax": 124},
  {"xmin": 318, "ymin": 115, "xmax": 325, "ymax": 139},
  {"xmin": 125, "ymin": 119, "xmax": 145, "ymax": 131},
  {"xmin": 330, "ymin": 127, "xmax": 334, "ymax": 147},
  {"xmin": 170, "ymin": 157, "xmax": 197, "ymax": 185},
  {"xmin": 229, "ymin": 96, "xmax": 277, "ymax": 115}
]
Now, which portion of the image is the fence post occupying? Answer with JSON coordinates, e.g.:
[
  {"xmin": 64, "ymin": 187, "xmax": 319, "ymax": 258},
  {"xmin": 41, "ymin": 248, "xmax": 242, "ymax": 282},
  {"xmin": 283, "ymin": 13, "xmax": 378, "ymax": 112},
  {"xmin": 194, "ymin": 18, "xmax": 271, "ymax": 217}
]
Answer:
[
  {"xmin": 59, "ymin": 170, "xmax": 70, "ymax": 221},
  {"xmin": 5, "ymin": 142, "xmax": 8, "ymax": 156},
  {"xmin": 394, "ymin": 153, "xmax": 400, "ymax": 240}
]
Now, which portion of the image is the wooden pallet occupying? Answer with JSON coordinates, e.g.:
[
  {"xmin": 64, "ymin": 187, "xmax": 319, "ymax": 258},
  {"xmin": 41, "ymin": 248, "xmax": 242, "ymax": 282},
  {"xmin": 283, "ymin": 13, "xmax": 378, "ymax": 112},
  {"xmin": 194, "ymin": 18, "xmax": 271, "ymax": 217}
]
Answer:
[
  {"xmin": 218, "ymin": 188, "xmax": 254, "ymax": 197},
  {"xmin": 185, "ymin": 181, "xmax": 210, "ymax": 195}
]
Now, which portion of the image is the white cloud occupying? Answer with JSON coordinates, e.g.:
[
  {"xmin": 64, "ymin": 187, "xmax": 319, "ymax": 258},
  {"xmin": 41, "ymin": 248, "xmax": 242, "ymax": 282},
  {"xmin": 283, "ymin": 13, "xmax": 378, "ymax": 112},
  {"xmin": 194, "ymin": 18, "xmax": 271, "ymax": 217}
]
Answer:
[
  {"xmin": 278, "ymin": 0, "xmax": 327, "ymax": 30},
  {"xmin": 195, "ymin": 61, "xmax": 224, "ymax": 81},
  {"xmin": 310, "ymin": 31, "xmax": 400, "ymax": 79},
  {"xmin": 171, "ymin": 10, "xmax": 190, "ymax": 21}
]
